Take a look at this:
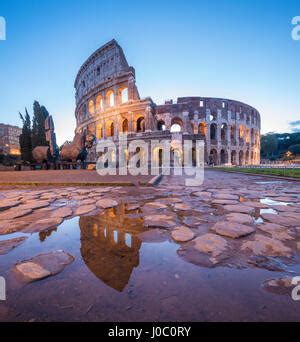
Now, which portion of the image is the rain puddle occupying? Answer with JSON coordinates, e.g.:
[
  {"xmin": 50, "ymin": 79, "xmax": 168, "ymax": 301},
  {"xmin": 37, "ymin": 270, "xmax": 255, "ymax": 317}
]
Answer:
[
  {"xmin": 260, "ymin": 198, "xmax": 292, "ymax": 206},
  {"xmin": 1, "ymin": 204, "xmax": 300, "ymax": 321},
  {"xmin": 255, "ymin": 181, "xmax": 284, "ymax": 185}
]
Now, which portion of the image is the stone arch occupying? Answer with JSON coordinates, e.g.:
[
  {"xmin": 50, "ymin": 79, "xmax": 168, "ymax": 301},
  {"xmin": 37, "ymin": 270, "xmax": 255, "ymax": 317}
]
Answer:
[
  {"xmin": 157, "ymin": 120, "xmax": 166, "ymax": 131},
  {"xmin": 136, "ymin": 116, "xmax": 145, "ymax": 133},
  {"xmin": 239, "ymin": 125, "xmax": 245, "ymax": 142},
  {"xmin": 220, "ymin": 149, "xmax": 228, "ymax": 164},
  {"xmin": 96, "ymin": 122, "xmax": 102, "ymax": 139},
  {"xmin": 231, "ymin": 150, "xmax": 237, "ymax": 165},
  {"xmin": 251, "ymin": 128, "xmax": 255, "ymax": 142},
  {"xmin": 199, "ymin": 122, "xmax": 206, "ymax": 136},
  {"xmin": 246, "ymin": 128, "xmax": 250, "ymax": 144},
  {"xmin": 171, "ymin": 147, "xmax": 183, "ymax": 167},
  {"xmin": 230, "ymin": 124, "xmax": 236, "ymax": 143},
  {"xmin": 209, "ymin": 149, "xmax": 218, "ymax": 165},
  {"xmin": 210, "ymin": 123, "xmax": 217, "ymax": 140},
  {"xmin": 239, "ymin": 150, "xmax": 244, "ymax": 165},
  {"xmin": 88, "ymin": 99, "xmax": 95, "ymax": 115},
  {"xmin": 209, "ymin": 112, "xmax": 217, "ymax": 121},
  {"xmin": 96, "ymin": 95, "xmax": 103, "ymax": 112},
  {"xmin": 120, "ymin": 86, "xmax": 128, "ymax": 104},
  {"xmin": 106, "ymin": 90, "xmax": 115, "ymax": 108},
  {"xmin": 191, "ymin": 123, "xmax": 197, "ymax": 134},
  {"xmin": 245, "ymin": 150, "xmax": 250, "ymax": 165},
  {"xmin": 122, "ymin": 118, "xmax": 129, "ymax": 133},
  {"xmin": 152, "ymin": 146, "xmax": 164, "ymax": 167},
  {"xmin": 83, "ymin": 104, "xmax": 87, "ymax": 120},
  {"xmin": 220, "ymin": 123, "xmax": 227, "ymax": 142},
  {"xmin": 170, "ymin": 117, "xmax": 183, "ymax": 133},
  {"xmin": 106, "ymin": 121, "xmax": 114, "ymax": 137}
]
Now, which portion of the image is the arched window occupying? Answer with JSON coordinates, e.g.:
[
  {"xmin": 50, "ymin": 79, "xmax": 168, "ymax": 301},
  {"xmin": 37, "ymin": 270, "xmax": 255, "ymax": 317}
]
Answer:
[
  {"xmin": 96, "ymin": 95, "xmax": 103, "ymax": 111},
  {"xmin": 96, "ymin": 122, "xmax": 102, "ymax": 139},
  {"xmin": 157, "ymin": 120, "xmax": 166, "ymax": 131},
  {"xmin": 110, "ymin": 122, "xmax": 114, "ymax": 137},
  {"xmin": 137, "ymin": 117, "xmax": 145, "ymax": 132},
  {"xmin": 121, "ymin": 88, "xmax": 128, "ymax": 104},
  {"xmin": 170, "ymin": 118, "xmax": 183, "ymax": 133},
  {"xmin": 88, "ymin": 99, "xmax": 95, "ymax": 115},
  {"xmin": 239, "ymin": 125, "xmax": 245, "ymax": 140},
  {"xmin": 199, "ymin": 122, "xmax": 206, "ymax": 136},
  {"xmin": 221, "ymin": 123, "xmax": 227, "ymax": 142},
  {"xmin": 83, "ymin": 104, "xmax": 87, "ymax": 119},
  {"xmin": 122, "ymin": 119, "xmax": 129, "ymax": 133},
  {"xmin": 106, "ymin": 90, "xmax": 115, "ymax": 107},
  {"xmin": 170, "ymin": 124, "xmax": 181, "ymax": 133},
  {"xmin": 210, "ymin": 123, "xmax": 217, "ymax": 140}
]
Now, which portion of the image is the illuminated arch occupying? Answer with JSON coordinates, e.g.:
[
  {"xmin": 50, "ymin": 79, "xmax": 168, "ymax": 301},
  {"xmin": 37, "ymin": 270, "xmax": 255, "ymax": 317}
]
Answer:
[
  {"xmin": 96, "ymin": 95, "xmax": 103, "ymax": 112},
  {"xmin": 89, "ymin": 99, "xmax": 95, "ymax": 115}
]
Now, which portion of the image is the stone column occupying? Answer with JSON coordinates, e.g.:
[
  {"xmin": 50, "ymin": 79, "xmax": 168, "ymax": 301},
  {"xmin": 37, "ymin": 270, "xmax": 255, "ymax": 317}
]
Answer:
[
  {"xmin": 227, "ymin": 125, "xmax": 231, "ymax": 144},
  {"xmin": 128, "ymin": 76, "xmax": 136, "ymax": 101},
  {"xmin": 145, "ymin": 106, "xmax": 152, "ymax": 133},
  {"xmin": 102, "ymin": 91, "xmax": 107, "ymax": 110},
  {"xmin": 165, "ymin": 113, "xmax": 171, "ymax": 131},
  {"xmin": 114, "ymin": 85, "xmax": 120, "ymax": 106},
  {"xmin": 235, "ymin": 125, "xmax": 239, "ymax": 147},
  {"xmin": 102, "ymin": 118, "xmax": 106, "ymax": 138},
  {"xmin": 128, "ymin": 111, "xmax": 134, "ymax": 134},
  {"xmin": 182, "ymin": 111, "xmax": 189, "ymax": 135}
]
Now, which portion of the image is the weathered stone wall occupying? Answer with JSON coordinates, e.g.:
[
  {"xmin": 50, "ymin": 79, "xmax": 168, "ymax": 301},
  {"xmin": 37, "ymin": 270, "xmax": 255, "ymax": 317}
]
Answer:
[{"xmin": 74, "ymin": 41, "xmax": 261, "ymax": 165}]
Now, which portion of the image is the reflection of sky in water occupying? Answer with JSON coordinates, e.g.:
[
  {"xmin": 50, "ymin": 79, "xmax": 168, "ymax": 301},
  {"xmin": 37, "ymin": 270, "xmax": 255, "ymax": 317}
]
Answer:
[{"xmin": 260, "ymin": 198, "xmax": 291, "ymax": 206}]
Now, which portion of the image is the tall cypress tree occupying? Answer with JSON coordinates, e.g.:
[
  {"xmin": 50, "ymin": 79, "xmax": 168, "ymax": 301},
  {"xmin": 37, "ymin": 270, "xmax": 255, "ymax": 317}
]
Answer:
[
  {"xmin": 19, "ymin": 109, "xmax": 33, "ymax": 162},
  {"xmin": 31, "ymin": 100, "xmax": 49, "ymax": 148}
]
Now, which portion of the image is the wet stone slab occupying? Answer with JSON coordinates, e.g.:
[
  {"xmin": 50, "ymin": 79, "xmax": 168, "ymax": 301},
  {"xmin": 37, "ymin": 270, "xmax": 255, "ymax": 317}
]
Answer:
[
  {"xmin": 0, "ymin": 237, "xmax": 27, "ymax": 255},
  {"xmin": 14, "ymin": 250, "xmax": 75, "ymax": 283}
]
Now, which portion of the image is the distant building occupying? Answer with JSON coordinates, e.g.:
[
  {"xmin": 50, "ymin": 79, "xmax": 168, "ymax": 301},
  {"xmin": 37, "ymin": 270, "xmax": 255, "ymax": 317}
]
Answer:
[{"xmin": 0, "ymin": 123, "xmax": 22, "ymax": 156}]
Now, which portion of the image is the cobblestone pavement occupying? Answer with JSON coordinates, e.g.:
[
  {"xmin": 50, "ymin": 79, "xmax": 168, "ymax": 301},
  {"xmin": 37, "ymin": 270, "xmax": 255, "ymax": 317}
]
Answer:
[{"xmin": 0, "ymin": 170, "xmax": 300, "ymax": 321}]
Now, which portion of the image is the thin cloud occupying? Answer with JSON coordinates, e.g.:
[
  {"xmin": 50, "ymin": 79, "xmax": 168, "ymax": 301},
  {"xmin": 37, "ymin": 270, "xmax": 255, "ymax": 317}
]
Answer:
[{"xmin": 289, "ymin": 120, "xmax": 300, "ymax": 127}]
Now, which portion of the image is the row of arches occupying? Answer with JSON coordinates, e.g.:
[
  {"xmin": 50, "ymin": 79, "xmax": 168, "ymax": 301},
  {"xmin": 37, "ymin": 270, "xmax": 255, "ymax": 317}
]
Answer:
[
  {"xmin": 91, "ymin": 116, "xmax": 146, "ymax": 139},
  {"xmin": 78, "ymin": 87, "xmax": 129, "ymax": 123},
  {"xmin": 156, "ymin": 117, "xmax": 259, "ymax": 145},
  {"xmin": 209, "ymin": 149, "xmax": 259, "ymax": 165}
]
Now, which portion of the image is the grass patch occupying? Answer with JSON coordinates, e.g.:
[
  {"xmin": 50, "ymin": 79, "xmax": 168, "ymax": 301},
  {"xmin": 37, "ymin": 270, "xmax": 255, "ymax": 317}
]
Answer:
[{"xmin": 216, "ymin": 167, "xmax": 300, "ymax": 179}]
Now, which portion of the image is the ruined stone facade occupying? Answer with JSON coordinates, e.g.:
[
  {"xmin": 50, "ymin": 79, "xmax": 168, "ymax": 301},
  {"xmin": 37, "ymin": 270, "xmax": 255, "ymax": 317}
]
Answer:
[{"xmin": 75, "ymin": 40, "xmax": 261, "ymax": 165}]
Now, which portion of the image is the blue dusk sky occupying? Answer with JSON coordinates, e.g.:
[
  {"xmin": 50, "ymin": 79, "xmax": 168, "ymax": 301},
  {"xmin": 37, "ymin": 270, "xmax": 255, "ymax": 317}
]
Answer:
[{"xmin": 0, "ymin": 0, "xmax": 299, "ymax": 144}]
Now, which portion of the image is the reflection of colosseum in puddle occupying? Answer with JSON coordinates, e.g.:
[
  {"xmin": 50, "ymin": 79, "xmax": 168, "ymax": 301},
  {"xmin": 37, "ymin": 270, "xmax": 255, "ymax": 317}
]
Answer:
[
  {"xmin": 75, "ymin": 39, "xmax": 261, "ymax": 166},
  {"xmin": 79, "ymin": 205, "xmax": 146, "ymax": 292}
]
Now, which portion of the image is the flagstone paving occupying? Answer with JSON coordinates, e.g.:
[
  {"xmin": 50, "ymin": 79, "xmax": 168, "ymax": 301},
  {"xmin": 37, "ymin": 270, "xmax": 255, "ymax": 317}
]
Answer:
[{"xmin": 0, "ymin": 170, "xmax": 300, "ymax": 321}]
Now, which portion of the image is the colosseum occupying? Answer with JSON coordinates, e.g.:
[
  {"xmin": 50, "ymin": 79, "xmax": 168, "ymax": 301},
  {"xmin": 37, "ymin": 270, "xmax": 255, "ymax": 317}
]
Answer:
[{"xmin": 74, "ymin": 39, "xmax": 261, "ymax": 166}]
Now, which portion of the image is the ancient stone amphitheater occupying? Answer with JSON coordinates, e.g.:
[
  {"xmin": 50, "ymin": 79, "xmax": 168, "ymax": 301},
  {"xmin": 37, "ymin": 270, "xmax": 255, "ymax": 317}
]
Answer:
[{"xmin": 74, "ymin": 40, "xmax": 261, "ymax": 166}]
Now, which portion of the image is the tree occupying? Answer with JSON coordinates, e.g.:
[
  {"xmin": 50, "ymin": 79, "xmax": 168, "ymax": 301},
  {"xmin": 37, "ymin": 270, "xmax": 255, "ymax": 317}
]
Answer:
[
  {"xmin": 19, "ymin": 109, "xmax": 33, "ymax": 162},
  {"xmin": 289, "ymin": 144, "xmax": 300, "ymax": 155},
  {"xmin": 261, "ymin": 133, "xmax": 278, "ymax": 158},
  {"xmin": 31, "ymin": 101, "xmax": 49, "ymax": 148}
]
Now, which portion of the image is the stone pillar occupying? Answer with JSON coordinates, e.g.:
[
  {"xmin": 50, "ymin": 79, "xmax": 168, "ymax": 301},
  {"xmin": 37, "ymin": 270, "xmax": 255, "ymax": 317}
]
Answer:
[
  {"xmin": 102, "ymin": 91, "xmax": 107, "ymax": 110},
  {"xmin": 228, "ymin": 110, "xmax": 232, "ymax": 122},
  {"xmin": 128, "ymin": 76, "xmax": 136, "ymax": 101},
  {"xmin": 114, "ymin": 85, "xmax": 120, "ymax": 106},
  {"xmin": 216, "ymin": 123, "xmax": 221, "ymax": 146},
  {"xmin": 102, "ymin": 118, "xmax": 106, "ymax": 138},
  {"xmin": 128, "ymin": 111, "xmax": 134, "ymax": 134},
  {"xmin": 236, "ymin": 150, "xmax": 239, "ymax": 165},
  {"xmin": 227, "ymin": 125, "xmax": 231, "ymax": 144},
  {"xmin": 114, "ymin": 116, "xmax": 119, "ymax": 140},
  {"xmin": 182, "ymin": 111, "xmax": 189, "ymax": 135},
  {"xmin": 165, "ymin": 113, "xmax": 171, "ymax": 131},
  {"xmin": 145, "ymin": 106, "xmax": 152, "ymax": 133},
  {"xmin": 235, "ymin": 125, "xmax": 239, "ymax": 147}
]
